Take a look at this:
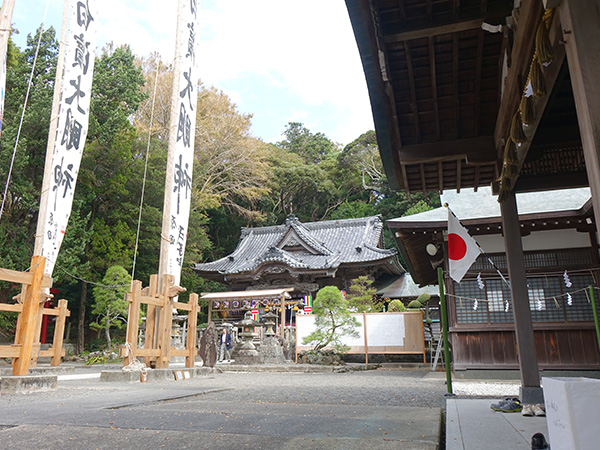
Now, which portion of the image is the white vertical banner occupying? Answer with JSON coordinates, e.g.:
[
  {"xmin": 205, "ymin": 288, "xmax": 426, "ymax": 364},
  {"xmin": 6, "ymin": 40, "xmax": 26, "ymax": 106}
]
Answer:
[
  {"xmin": 161, "ymin": 0, "xmax": 200, "ymax": 286},
  {"xmin": 0, "ymin": 0, "xmax": 15, "ymax": 139},
  {"xmin": 41, "ymin": 0, "xmax": 97, "ymax": 275}
]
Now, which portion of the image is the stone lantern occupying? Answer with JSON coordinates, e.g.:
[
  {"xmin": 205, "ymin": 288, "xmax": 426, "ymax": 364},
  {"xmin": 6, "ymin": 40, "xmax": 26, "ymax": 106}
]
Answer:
[
  {"xmin": 262, "ymin": 310, "xmax": 278, "ymax": 338},
  {"xmin": 259, "ymin": 310, "xmax": 286, "ymax": 364},
  {"xmin": 236, "ymin": 311, "xmax": 263, "ymax": 365}
]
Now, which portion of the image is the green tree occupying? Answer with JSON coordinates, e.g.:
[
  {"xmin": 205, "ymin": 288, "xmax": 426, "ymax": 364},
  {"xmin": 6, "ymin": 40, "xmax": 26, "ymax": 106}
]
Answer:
[
  {"xmin": 301, "ymin": 286, "xmax": 360, "ymax": 352},
  {"xmin": 0, "ymin": 27, "xmax": 58, "ymax": 302},
  {"xmin": 278, "ymin": 122, "xmax": 337, "ymax": 164},
  {"xmin": 388, "ymin": 299, "xmax": 406, "ymax": 312},
  {"xmin": 90, "ymin": 265, "xmax": 131, "ymax": 350},
  {"xmin": 346, "ymin": 275, "xmax": 382, "ymax": 312}
]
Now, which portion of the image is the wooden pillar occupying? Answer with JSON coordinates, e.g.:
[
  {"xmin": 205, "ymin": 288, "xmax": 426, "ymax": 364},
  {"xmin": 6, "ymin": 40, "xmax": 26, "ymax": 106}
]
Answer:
[
  {"xmin": 559, "ymin": 0, "xmax": 600, "ymax": 234},
  {"xmin": 144, "ymin": 275, "xmax": 158, "ymax": 366},
  {"xmin": 51, "ymin": 299, "xmax": 68, "ymax": 366},
  {"xmin": 500, "ymin": 191, "xmax": 542, "ymax": 404},
  {"xmin": 157, "ymin": 274, "xmax": 174, "ymax": 369},
  {"xmin": 124, "ymin": 281, "xmax": 142, "ymax": 366},
  {"xmin": 280, "ymin": 296, "xmax": 285, "ymax": 336},
  {"xmin": 186, "ymin": 293, "xmax": 198, "ymax": 368},
  {"xmin": 12, "ymin": 256, "xmax": 46, "ymax": 375}
]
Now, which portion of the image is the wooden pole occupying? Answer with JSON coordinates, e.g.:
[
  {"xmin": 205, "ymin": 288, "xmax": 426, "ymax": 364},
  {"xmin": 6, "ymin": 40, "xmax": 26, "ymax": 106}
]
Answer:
[
  {"xmin": 280, "ymin": 295, "xmax": 285, "ymax": 336},
  {"xmin": 50, "ymin": 299, "xmax": 68, "ymax": 366},
  {"xmin": 589, "ymin": 286, "xmax": 600, "ymax": 354},
  {"xmin": 12, "ymin": 256, "xmax": 46, "ymax": 375},
  {"xmin": 157, "ymin": 274, "xmax": 174, "ymax": 368},
  {"xmin": 157, "ymin": 0, "xmax": 184, "ymax": 284},
  {"xmin": 186, "ymin": 293, "xmax": 198, "ymax": 368},
  {"xmin": 558, "ymin": 0, "xmax": 600, "ymax": 240},
  {"xmin": 437, "ymin": 267, "xmax": 453, "ymax": 394},
  {"xmin": 143, "ymin": 274, "xmax": 158, "ymax": 366},
  {"xmin": 124, "ymin": 281, "xmax": 142, "ymax": 366},
  {"xmin": 500, "ymin": 191, "xmax": 541, "ymax": 404},
  {"xmin": 363, "ymin": 311, "xmax": 368, "ymax": 364},
  {"xmin": 33, "ymin": 0, "xmax": 70, "ymax": 257}
]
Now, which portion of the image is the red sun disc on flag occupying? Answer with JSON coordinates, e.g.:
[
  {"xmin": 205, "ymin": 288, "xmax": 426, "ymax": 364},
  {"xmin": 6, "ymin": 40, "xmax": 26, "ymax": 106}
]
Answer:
[{"xmin": 448, "ymin": 233, "xmax": 467, "ymax": 260}]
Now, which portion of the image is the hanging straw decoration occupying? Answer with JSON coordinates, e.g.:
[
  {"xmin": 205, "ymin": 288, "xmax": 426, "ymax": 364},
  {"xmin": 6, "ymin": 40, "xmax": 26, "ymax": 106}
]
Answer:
[
  {"xmin": 535, "ymin": 21, "xmax": 554, "ymax": 65},
  {"xmin": 473, "ymin": 299, "xmax": 478, "ymax": 311},
  {"xmin": 503, "ymin": 138, "xmax": 519, "ymax": 177},
  {"xmin": 530, "ymin": 57, "xmax": 547, "ymax": 97},
  {"xmin": 510, "ymin": 111, "xmax": 528, "ymax": 143},
  {"xmin": 505, "ymin": 301, "xmax": 510, "ymax": 313},
  {"xmin": 521, "ymin": 95, "xmax": 536, "ymax": 125},
  {"xmin": 553, "ymin": 297, "xmax": 560, "ymax": 309},
  {"xmin": 567, "ymin": 293, "xmax": 573, "ymax": 306}
]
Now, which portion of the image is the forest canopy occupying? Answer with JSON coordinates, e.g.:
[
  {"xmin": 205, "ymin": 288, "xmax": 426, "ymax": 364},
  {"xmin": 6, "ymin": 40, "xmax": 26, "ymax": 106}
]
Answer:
[{"xmin": 0, "ymin": 27, "xmax": 439, "ymax": 348}]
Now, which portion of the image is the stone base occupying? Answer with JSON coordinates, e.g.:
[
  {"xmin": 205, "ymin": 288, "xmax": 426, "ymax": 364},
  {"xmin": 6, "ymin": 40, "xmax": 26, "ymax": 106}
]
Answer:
[
  {"xmin": 0, "ymin": 375, "xmax": 57, "ymax": 394},
  {"xmin": 100, "ymin": 367, "xmax": 219, "ymax": 383},
  {"xmin": 236, "ymin": 349, "xmax": 261, "ymax": 365},
  {"xmin": 259, "ymin": 337, "xmax": 286, "ymax": 364},
  {"xmin": 520, "ymin": 386, "xmax": 545, "ymax": 405}
]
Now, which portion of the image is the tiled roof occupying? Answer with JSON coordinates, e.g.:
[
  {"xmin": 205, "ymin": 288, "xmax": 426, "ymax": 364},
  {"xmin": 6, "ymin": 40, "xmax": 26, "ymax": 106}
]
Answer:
[{"xmin": 193, "ymin": 215, "xmax": 403, "ymax": 276}]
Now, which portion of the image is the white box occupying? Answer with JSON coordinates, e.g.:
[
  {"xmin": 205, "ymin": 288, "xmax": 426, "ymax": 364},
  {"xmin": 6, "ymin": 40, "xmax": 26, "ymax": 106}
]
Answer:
[{"xmin": 542, "ymin": 377, "xmax": 600, "ymax": 450}]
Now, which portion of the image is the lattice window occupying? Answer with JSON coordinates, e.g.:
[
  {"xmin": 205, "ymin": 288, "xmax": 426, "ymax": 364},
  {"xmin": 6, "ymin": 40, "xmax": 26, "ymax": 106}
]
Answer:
[{"xmin": 453, "ymin": 273, "xmax": 596, "ymax": 325}]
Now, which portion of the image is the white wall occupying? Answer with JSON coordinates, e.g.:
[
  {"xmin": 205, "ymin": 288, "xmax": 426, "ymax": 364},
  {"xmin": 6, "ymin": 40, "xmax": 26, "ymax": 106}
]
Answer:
[{"xmin": 476, "ymin": 229, "xmax": 592, "ymax": 253}]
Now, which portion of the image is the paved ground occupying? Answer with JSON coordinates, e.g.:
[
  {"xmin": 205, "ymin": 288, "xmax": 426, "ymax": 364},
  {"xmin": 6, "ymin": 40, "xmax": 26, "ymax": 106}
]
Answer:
[{"xmin": 0, "ymin": 367, "xmax": 447, "ymax": 449}]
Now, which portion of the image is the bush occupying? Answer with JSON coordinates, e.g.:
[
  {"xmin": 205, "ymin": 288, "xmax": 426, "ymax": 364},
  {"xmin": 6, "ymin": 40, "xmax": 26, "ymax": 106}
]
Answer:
[{"xmin": 388, "ymin": 299, "xmax": 406, "ymax": 312}]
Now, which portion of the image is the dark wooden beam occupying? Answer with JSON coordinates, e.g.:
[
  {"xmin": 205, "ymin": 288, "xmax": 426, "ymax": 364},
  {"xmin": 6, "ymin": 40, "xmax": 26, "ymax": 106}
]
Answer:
[
  {"xmin": 475, "ymin": 28, "xmax": 484, "ymax": 136},
  {"xmin": 453, "ymin": 33, "xmax": 460, "ymax": 139},
  {"xmin": 438, "ymin": 161, "xmax": 444, "ymax": 193},
  {"xmin": 429, "ymin": 36, "xmax": 441, "ymax": 140},
  {"xmin": 494, "ymin": 2, "xmax": 543, "ymax": 150},
  {"xmin": 457, "ymin": 158, "xmax": 462, "ymax": 192},
  {"xmin": 384, "ymin": 18, "xmax": 483, "ymax": 43},
  {"xmin": 397, "ymin": 136, "xmax": 496, "ymax": 163},
  {"xmin": 404, "ymin": 41, "xmax": 421, "ymax": 142},
  {"xmin": 420, "ymin": 163, "xmax": 427, "ymax": 194},
  {"xmin": 397, "ymin": 0, "xmax": 406, "ymax": 22}
]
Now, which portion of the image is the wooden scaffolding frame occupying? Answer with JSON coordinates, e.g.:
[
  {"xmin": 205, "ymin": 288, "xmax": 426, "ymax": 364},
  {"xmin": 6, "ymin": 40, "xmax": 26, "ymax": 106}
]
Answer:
[
  {"xmin": 122, "ymin": 274, "xmax": 198, "ymax": 369},
  {"xmin": 0, "ymin": 256, "xmax": 71, "ymax": 375}
]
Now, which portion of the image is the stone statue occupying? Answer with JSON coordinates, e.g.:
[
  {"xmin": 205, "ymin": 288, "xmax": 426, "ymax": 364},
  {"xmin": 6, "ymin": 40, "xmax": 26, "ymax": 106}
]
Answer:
[{"xmin": 198, "ymin": 322, "xmax": 217, "ymax": 367}]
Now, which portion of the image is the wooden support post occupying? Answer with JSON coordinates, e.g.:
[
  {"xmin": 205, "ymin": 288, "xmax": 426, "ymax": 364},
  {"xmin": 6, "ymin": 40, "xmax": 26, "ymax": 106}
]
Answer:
[
  {"xmin": 12, "ymin": 256, "xmax": 46, "ymax": 376},
  {"xmin": 363, "ymin": 312, "xmax": 368, "ymax": 364},
  {"xmin": 186, "ymin": 293, "xmax": 198, "ymax": 368},
  {"xmin": 124, "ymin": 281, "xmax": 142, "ymax": 366},
  {"xmin": 51, "ymin": 299, "xmax": 68, "ymax": 366},
  {"xmin": 144, "ymin": 274, "xmax": 158, "ymax": 366},
  {"xmin": 157, "ymin": 274, "xmax": 174, "ymax": 368},
  {"xmin": 558, "ymin": 0, "xmax": 600, "ymax": 238},
  {"xmin": 280, "ymin": 295, "xmax": 285, "ymax": 336},
  {"xmin": 500, "ymin": 191, "xmax": 542, "ymax": 404}
]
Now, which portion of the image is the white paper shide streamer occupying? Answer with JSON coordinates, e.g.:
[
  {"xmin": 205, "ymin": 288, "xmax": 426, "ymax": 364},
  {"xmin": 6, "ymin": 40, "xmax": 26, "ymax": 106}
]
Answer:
[{"xmin": 41, "ymin": 0, "xmax": 97, "ymax": 275}]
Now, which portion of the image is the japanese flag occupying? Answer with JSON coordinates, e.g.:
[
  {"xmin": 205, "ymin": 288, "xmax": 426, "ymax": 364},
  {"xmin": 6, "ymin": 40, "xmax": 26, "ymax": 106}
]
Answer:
[{"xmin": 448, "ymin": 209, "xmax": 482, "ymax": 283}]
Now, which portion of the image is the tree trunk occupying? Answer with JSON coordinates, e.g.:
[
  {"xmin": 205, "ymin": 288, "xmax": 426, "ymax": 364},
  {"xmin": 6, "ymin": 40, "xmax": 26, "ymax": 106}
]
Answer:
[
  {"xmin": 76, "ymin": 281, "xmax": 87, "ymax": 354},
  {"xmin": 105, "ymin": 318, "xmax": 111, "ymax": 351}
]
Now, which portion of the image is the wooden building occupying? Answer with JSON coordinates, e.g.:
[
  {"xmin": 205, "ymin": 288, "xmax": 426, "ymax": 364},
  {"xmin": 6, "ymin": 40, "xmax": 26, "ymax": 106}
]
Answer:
[
  {"xmin": 193, "ymin": 214, "xmax": 404, "ymax": 303},
  {"xmin": 345, "ymin": 0, "xmax": 600, "ymax": 400},
  {"xmin": 388, "ymin": 187, "xmax": 600, "ymax": 370}
]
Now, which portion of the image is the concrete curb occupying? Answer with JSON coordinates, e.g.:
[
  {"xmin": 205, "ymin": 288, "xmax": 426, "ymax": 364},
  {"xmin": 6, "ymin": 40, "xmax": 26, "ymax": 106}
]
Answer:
[
  {"xmin": 100, "ymin": 367, "xmax": 220, "ymax": 383},
  {"xmin": 0, "ymin": 374, "xmax": 57, "ymax": 394}
]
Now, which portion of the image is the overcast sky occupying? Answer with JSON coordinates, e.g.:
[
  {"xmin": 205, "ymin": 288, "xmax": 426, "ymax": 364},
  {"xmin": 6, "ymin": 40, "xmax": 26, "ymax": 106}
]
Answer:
[{"xmin": 11, "ymin": 0, "xmax": 374, "ymax": 146}]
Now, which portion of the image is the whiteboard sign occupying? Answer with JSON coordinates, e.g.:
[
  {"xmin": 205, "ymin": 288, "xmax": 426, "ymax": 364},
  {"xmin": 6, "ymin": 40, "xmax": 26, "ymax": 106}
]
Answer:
[{"xmin": 296, "ymin": 312, "xmax": 421, "ymax": 355}]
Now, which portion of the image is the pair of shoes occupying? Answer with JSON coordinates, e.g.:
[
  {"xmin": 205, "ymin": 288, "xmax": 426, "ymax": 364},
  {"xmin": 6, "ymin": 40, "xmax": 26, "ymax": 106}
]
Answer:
[
  {"xmin": 533, "ymin": 404, "xmax": 545, "ymax": 417},
  {"xmin": 522, "ymin": 404, "xmax": 534, "ymax": 416},
  {"xmin": 531, "ymin": 432, "xmax": 549, "ymax": 449},
  {"xmin": 491, "ymin": 397, "xmax": 522, "ymax": 412}
]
